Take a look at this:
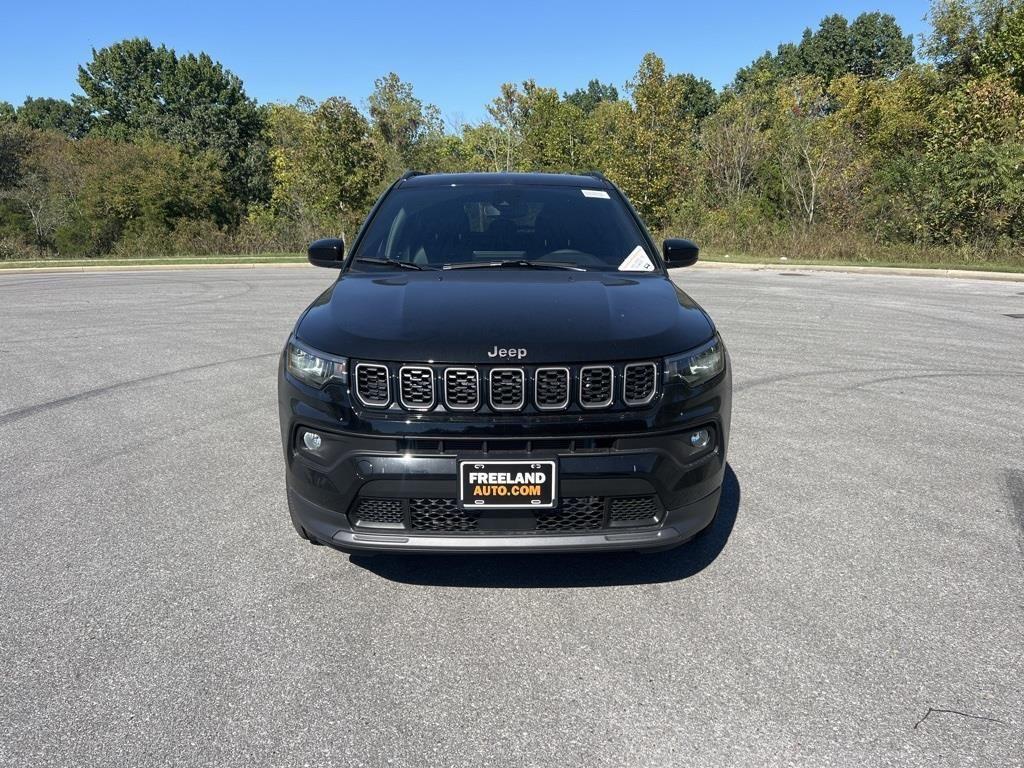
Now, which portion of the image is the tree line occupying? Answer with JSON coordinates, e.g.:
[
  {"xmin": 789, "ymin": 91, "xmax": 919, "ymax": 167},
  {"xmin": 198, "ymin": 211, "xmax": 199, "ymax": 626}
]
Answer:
[{"xmin": 1, "ymin": 0, "xmax": 1022, "ymax": 266}]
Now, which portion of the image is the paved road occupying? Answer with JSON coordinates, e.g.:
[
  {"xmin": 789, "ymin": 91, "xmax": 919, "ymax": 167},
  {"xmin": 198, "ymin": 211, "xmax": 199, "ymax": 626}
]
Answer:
[{"xmin": 1, "ymin": 266, "xmax": 1022, "ymax": 767}]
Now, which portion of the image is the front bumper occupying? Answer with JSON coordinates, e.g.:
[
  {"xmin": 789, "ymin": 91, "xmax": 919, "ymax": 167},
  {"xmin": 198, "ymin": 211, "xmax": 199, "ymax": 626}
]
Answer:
[
  {"xmin": 282, "ymin": 425, "xmax": 726, "ymax": 552},
  {"xmin": 279, "ymin": 349, "xmax": 731, "ymax": 553},
  {"xmin": 289, "ymin": 484, "xmax": 721, "ymax": 553}
]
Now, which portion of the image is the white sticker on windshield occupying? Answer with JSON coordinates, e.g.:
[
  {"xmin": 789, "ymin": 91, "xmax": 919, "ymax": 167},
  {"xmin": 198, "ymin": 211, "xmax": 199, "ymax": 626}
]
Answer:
[
  {"xmin": 618, "ymin": 245, "xmax": 656, "ymax": 272},
  {"xmin": 581, "ymin": 189, "xmax": 610, "ymax": 199}
]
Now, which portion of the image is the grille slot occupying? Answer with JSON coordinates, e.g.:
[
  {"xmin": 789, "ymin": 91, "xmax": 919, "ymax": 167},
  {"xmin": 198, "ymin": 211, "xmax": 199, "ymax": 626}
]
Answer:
[
  {"xmin": 443, "ymin": 368, "xmax": 480, "ymax": 410},
  {"xmin": 489, "ymin": 368, "xmax": 525, "ymax": 410},
  {"xmin": 399, "ymin": 366, "xmax": 435, "ymax": 410},
  {"xmin": 352, "ymin": 498, "xmax": 405, "ymax": 528},
  {"xmin": 354, "ymin": 363, "xmax": 390, "ymax": 406},
  {"xmin": 410, "ymin": 498, "xmax": 479, "ymax": 531},
  {"xmin": 579, "ymin": 366, "xmax": 614, "ymax": 408},
  {"xmin": 623, "ymin": 362, "xmax": 657, "ymax": 406},
  {"xmin": 534, "ymin": 367, "xmax": 570, "ymax": 410},
  {"xmin": 535, "ymin": 497, "xmax": 605, "ymax": 530},
  {"xmin": 609, "ymin": 496, "xmax": 659, "ymax": 523}
]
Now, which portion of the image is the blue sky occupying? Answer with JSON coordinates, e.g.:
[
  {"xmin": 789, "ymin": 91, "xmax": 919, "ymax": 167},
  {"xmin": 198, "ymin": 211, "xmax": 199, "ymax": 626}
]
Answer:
[{"xmin": 2, "ymin": 0, "xmax": 932, "ymax": 124}]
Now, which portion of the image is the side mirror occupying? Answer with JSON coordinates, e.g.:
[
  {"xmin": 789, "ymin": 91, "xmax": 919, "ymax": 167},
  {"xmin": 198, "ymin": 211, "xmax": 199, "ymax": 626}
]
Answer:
[
  {"xmin": 308, "ymin": 237, "xmax": 345, "ymax": 268},
  {"xmin": 662, "ymin": 238, "xmax": 699, "ymax": 269}
]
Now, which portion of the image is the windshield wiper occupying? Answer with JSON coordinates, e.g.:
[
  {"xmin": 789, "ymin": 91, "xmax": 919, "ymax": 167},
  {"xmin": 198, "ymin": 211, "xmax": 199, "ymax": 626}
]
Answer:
[
  {"xmin": 353, "ymin": 257, "xmax": 432, "ymax": 271},
  {"xmin": 442, "ymin": 260, "xmax": 586, "ymax": 272}
]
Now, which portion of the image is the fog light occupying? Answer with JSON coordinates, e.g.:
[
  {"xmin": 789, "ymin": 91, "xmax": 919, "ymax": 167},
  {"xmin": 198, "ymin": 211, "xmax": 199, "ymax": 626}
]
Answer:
[
  {"xmin": 689, "ymin": 429, "xmax": 710, "ymax": 449},
  {"xmin": 302, "ymin": 431, "xmax": 322, "ymax": 451}
]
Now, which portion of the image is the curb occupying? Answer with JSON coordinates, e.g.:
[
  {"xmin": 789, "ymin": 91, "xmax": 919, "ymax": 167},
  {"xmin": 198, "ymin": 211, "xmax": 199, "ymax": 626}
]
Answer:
[
  {"xmin": 0, "ymin": 261, "xmax": 311, "ymax": 275},
  {"xmin": 693, "ymin": 260, "xmax": 1024, "ymax": 282},
  {"xmin": 1, "ymin": 259, "xmax": 1022, "ymax": 282}
]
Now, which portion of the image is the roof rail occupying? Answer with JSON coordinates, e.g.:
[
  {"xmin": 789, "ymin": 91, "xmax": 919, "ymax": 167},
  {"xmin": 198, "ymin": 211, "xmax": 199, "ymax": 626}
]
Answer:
[
  {"xmin": 584, "ymin": 170, "xmax": 610, "ymax": 186},
  {"xmin": 399, "ymin": 170, "xmax": 425, "ymax": 181}
]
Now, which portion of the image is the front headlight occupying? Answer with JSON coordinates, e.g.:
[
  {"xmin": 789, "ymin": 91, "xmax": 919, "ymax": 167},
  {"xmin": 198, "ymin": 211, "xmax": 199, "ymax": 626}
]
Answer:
[
  {"xmin": 664, "ymin": 336, "xmax": 725, "ymax": 386},
  {"xmin": 285, "ymin": 338, "xmax": 348, "ymax": 388}
]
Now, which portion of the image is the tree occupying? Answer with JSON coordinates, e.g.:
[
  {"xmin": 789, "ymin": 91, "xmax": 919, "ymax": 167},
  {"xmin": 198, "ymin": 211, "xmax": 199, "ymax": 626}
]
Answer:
[
  {"xmin": 17, "ymin": 97, "xmax": 92, "ymax": 138},
  {"xmin": 367, "ymin": 73, "xmax": 446, "ymax": 174},
  {"xmin": 0, "ymin": 123, "xmax": 31, "ymax": 188},
  {"xmin": 699, "ymin": 93, "xmax": 767, "ymax": 204},
  {"xmin": 564, "ymin": 80, "xmax": 619, "ymax": 114},
  {"xmin": 735, "ymin": 12, "xmax": 916, "ymax": 90},
  {"xmin": 771, "ymin": 77, "xmax": 846, "ymax": 226},
  {"xmin": 921, "ymin": 76, "xmax": 1024, "ymax": 242},
  {"xmin": 847, "ymin": 13, "xmax": 915, "ymax": 79},
  {"xmin": 671, "ymin": 73, "xmax": 719, "ymax": 124},
  {"xmin": 799, "ymin": 15, "xmax": 854, "ymax": 83},
  {"xmin": 923, "ymin": 0, "xmax": 1024, "ymax": 91},
  {"xmin": 518, "ymin": 81, "xmax": 587, "ymax": 171},
  {"xmin": 76, "ymin": 38, "xmax": 267, "ymax": 215},
  {"xmin": 460, "ymin": 122, "xmax": 507, "ymax": 172},
  {"xmin": 486, "ymin": 83, "xmax": 525, "ymax": 171},
  {"xmin": 0, "ymin": 130, "xmax": 81, "ymax": 253},
  {"xmin": 266, "ymin": 97, "xmax": 386, "ymax": 240},
  {"xmin": 605, "ymin": 54, "xmax": 693, "ymax": 228},
  {"xmin": 57, "ymin": 137, "xmax": 225, "ymax": 256}
]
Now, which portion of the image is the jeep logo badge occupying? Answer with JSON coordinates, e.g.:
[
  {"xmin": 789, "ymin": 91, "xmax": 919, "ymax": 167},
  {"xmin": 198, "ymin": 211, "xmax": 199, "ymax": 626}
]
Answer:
[{"xmin": 487, "ymin": 346, "xmax": 527, "ymax": 359}]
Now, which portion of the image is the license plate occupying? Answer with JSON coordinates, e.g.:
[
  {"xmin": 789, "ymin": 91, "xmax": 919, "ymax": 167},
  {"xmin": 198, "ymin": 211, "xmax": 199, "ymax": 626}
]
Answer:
[{"xmin": 458, "ymin": 460, "xmax": 557, "ymax": 509}]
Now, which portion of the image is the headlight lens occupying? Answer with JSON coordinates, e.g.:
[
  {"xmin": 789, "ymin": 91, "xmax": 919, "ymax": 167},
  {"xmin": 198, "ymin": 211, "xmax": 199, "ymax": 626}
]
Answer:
[
  {"xmin": 285, "ymin": 339, "xmax": 348, "ymax": 388},
  {"xmin": 664, "ymin": 337, "xmax": 725, "ymax": 386}
]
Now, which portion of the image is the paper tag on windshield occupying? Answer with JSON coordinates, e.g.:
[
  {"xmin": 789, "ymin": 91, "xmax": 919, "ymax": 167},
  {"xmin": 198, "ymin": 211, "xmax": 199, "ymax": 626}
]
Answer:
[
  {"xmin": 581, "ymin": 189, "xmax": 610, "ymax": 199},
  {"xmin": 618, "ymin": 245, "xmax": 655, "ymax": 272}
]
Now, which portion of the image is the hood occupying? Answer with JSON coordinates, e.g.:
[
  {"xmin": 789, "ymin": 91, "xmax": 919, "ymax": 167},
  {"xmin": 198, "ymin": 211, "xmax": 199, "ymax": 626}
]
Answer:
[{"xmin": 295, "ymin": 271, "xmax": 713, "ymax": 364}]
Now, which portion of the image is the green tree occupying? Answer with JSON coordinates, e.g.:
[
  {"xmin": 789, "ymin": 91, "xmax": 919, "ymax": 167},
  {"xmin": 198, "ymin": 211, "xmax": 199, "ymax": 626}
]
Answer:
[
  {"xmin": 671, "ymin": 73, "xmax": 719, "ymax": 124},
  {"xmin": 367, "ymin": 73, "xmax": 446, "ymax": 174},
  {"xmin": 57, "ymin": 137, "xmax": 224, "ymax": 256},
  {"xmin": 17, "ymin": 97, "xmax": 92, "ymax": 138},
  {"xmin": 605, "ymin": 53, "xmax": 693, "ymax": 228},
  {"xmin": 798, "ymin": 14, "xmax": 853, "ymax": 83},
  {"xmin": 921, "ymin": 76, "xmax": 1024, "ymax": 242},
  {"xmin": 924, "ymin": 0, "xmax": 1024, "ymax": 91},
  {"xmin": 736, "ymin": 12, "xmax": 915, "ymax": 90},
  {"xmin": 266, "ymin": 97, "xmax": 386, "ymax": 240},
  {"xmin": 518, "ymin": 81, "xmax": 587, "ymax": 171},
  {"xmin": 769, "ymin": 76, "xmax": 850, "ymax": 226},
  {"xmin": 699, "ymin": 92, "xmax": 768, "ymax": 204},
  {"xmin": 564, "ymin": 80, "xmax": 619, "ymax": 114},
  {"xmin": 76, "ymin": 38, "xmax": 267, "ymax": 215},
  {"xmin": 848, "ymin": 13, "xmax": 915, "ymax": 78},
  {"xmin": 486, "ymin": 83, "xmax": 525, "ymax": 171}
]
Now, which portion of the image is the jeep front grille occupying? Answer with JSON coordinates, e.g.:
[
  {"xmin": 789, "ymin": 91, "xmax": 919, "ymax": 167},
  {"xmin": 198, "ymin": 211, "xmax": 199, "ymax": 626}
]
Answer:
[
  {"xmin": 489, "ymin": 368, "xmax": 525, "ymax": 410},
  {"xmin": 579, "ymin": 366, "xmax": 614, "ymax": 408},
  {"xmin": 351, "ymin": 360, "xmax": 659, "ymax": 412},
  {"xmin": 444, "ymin": 368, "xmax": 479, "ymax": 410},
  {"xmin": 354, "ymin": 363, "xmax": 390, "ymax": 406},
  {"xmin": 399, "ymin": 366, "xmax": 435, "ymax": 410},
  {"xmin": 623, "ymin": 363, "xmax": 657, "ymax": 406}
]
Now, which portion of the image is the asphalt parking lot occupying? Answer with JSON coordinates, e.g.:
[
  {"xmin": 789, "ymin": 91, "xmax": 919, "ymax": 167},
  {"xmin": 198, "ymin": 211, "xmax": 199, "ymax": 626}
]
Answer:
[{"xmin": 1, "ymin": 265, "xmax": 1022, "ymax": 767}]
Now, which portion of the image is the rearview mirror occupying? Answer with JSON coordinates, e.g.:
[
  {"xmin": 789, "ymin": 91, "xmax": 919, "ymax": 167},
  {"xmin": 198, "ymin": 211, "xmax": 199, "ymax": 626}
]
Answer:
[
  {"xmin": 662, "ymin": 238, "xmax": 699, "ymax": 269},
  {"xmin": 308, "ymin": 238, "xmax": 345, "ymax": 268}
]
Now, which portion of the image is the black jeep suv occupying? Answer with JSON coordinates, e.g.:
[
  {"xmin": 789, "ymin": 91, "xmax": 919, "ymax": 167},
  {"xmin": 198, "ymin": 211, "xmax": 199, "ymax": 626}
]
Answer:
[{"xmin": 278, "ymin": 171, "xmax": 731, "ymax": 553}]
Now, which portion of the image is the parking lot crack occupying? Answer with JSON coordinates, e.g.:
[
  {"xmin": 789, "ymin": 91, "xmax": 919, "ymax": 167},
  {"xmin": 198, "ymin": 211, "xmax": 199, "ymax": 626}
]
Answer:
[{"xmin": 913, "ymin": 707, "xmax": 1008, "ymax": 730}]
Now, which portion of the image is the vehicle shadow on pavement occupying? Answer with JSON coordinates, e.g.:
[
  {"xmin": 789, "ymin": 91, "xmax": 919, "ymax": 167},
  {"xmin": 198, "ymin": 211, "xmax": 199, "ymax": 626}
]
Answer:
[{"xmin": 350, "ymin": 464, "xmax": 740, "ymax": 587}]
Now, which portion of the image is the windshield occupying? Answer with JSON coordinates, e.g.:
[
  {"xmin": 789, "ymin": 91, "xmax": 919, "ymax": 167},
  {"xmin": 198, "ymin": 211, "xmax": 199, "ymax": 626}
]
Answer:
[{"xmin": 350, "ymin": 183, "xmax": 659, "ymax": 272}]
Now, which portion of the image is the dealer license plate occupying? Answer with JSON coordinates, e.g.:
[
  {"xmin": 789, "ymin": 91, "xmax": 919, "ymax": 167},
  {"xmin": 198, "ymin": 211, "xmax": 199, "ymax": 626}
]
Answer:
[{"xmin": 458, "ymin": 460, "xmax": 557, "ymax": 509}]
